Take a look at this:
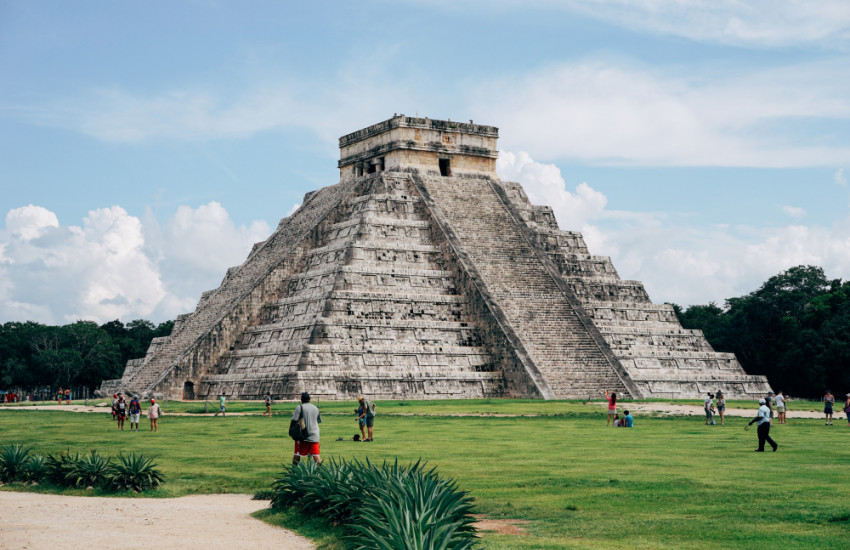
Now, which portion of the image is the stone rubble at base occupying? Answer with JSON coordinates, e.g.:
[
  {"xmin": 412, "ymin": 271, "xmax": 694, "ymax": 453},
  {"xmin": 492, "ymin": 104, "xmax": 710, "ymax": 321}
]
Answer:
[{"xmin": 98, "ymin": 115, "xmax": 771, "ymax": 401}]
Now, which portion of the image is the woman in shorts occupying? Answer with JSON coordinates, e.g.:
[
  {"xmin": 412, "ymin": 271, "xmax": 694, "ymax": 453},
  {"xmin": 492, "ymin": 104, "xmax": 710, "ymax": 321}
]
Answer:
[
  {"xmin": 148, "ymin": 398, "xmax": 161, "ymax": 432},
  {"xmin": 604, "ymin": 390, "xmax": 617, "ymax": 427},
  {"xmin": 824, "ymin": 390, "xmax": 834, "ymax": 426},
  {"xmin": 716, "ymin": 391, "xmax": 726, "ymax": 425},
  {"xmin": 775, "ymin": 391, "xmax": 786, "ymax": 424}
]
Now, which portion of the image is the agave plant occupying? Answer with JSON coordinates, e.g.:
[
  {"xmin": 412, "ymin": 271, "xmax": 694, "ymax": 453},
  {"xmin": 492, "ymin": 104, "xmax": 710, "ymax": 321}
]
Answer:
[
  {"xmin": 66, "ymin": 450, "xmax": 112, "ymax": 488},
  {"xmin": 348, "ymin": 461, "xmax": 478, "ymax": 550},
  {"xmin": 108, "ymin": 452, "xmax": 164, "ymax": 492},
  {"xmin": 23, "ymin": 453, "xmax": 46, "ymax": 483},
  {"xmin": 44, "ymin": 451, "xmax": 80, "ymax": 486},
  {"xmin": 0, "ymin": 443, "xmax": 33, "ymax": 482}
]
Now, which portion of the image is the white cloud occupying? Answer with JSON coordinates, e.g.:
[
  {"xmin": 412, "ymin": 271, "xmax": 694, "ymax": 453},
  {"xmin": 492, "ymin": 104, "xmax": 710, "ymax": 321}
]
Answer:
[
  {"xmin": 498, "ymin": 152, "xmax": 850, "ymax": 307},
  {"xmin": 836, "ymin": 168, "xmax": 847, "ymax": 186},
  {"xmin": 0, "ymin": 202, "xmax": 270, "ymax": 325},
  {"xmin": 781, "ymin": 206, "xmax": 807, "ymax": 219},
  {"xmin": 474, "ymin": 59, "xmax": 850, "ymax": 167},
  {"xmin": 420, "ymin": 0, "xmax": 850, "ymax": 48}
]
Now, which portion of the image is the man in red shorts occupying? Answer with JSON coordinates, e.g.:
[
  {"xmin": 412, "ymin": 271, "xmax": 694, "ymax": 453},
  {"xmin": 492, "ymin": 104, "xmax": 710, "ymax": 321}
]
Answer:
[{"xmin": 292, "ymin": 392, "xmax": 322, "ymax": 465}]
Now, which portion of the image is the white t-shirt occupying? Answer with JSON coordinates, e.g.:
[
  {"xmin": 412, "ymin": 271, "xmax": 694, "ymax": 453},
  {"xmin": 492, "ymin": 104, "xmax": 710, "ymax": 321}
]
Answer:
[{"xmin": 775, "ymin": 394, "xmax": 785, "ymax": 407}]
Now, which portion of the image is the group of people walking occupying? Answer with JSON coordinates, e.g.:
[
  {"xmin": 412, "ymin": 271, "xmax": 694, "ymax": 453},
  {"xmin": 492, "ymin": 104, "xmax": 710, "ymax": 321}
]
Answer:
[{"xmin": 111, "ymin": 393, "xmax": 161, "ymax": 431}]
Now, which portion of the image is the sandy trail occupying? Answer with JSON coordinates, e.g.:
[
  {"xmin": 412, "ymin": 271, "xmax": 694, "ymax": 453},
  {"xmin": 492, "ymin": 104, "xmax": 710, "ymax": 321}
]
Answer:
[
  {"xmin": 0, "ymin": 492, "xmax": 313, "ymax": 550},
  {"xmin": 0, "ymin": 402, "xmax": 835, "ymax": 419}
]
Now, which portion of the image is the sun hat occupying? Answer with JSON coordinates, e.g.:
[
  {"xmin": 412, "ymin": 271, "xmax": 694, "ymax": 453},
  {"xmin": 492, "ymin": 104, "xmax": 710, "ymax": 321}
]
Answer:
[{"xmin": 759, "ymin": 399, "xmax": 766, "ymax": 405}]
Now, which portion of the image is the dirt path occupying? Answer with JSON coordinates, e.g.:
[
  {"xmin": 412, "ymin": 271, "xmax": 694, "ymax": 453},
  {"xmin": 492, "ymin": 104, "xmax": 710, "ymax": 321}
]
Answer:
[{"xmin": 0, "ymin": 492, "xmax": 313, "ymax": 550}]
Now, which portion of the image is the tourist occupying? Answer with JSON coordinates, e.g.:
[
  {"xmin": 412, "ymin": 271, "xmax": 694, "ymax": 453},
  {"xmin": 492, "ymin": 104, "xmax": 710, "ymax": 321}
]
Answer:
[
  {"xmin": 355, "ymin": 399, "xmax": 367, "ymax": 440},
  {"xmin": 292, "ymin": 392, "xmax": 322, "ymax": 465},
  {"xmin": 745, "ymin": 398, "xmax": 777, "ymax": 452},
  {"xmin": 766, "ymin": 391, "xmax": 775, "ymax": 418},
  {"xmin": 115, "ymin": 394, "xmax": 127, "ymax": 431},
  {"xmin": 612, "ymin": 414, "xmax": 622, "ymax": 427},
  {"xmin": 704, "ymin": 393, "xmax": 716, "ymax": 425},
  {"xmin": 263, "ymin": 392, "xmax": 272, "ymax": 417},
  {"xmin": 775, "ymin": 391, "xmax": 786, "ymax": 424},
  {"xmin": 148, "ymin": 398, "xmax": 162, "ymax": 431},
  {"xmin": 622, "ymin": 410, "xmax": 634, "ymax": 427},
  {"xmin": 358, "ymin": 396, "xmax": 376, "ymax": 441},
  {"xmin": 716, "ymin": 390, "xmax": 726, "ymax": 425},
  {"xmin": 56, "ymin": 387, "xmax": 63, "ymax": 405},
  {"xmin": 214, "ymin": 394, "xmax": 226, "ymax": 417},
  {"xmin": 604, "ymin": 390, "xmax": 617, "ymax": 427},
  {"xmin": 111, "ymin": 393, "xmax": 118, "ymax": 420},
  {"xmin": 824, "ymin": 390, "xmax": 834, "ymax": 426},
  {"xmin": 128, "ymin": 395, "xmax": 141, "ymax": 432},
  {"xmin": 64, "ymin": 388, "xmax": 71, "ymax": 405}
]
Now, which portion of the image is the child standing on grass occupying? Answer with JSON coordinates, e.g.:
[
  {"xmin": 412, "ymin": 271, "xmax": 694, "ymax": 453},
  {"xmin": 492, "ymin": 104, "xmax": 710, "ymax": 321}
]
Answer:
[
  {"xmin": 604, "ymin": 390, "xmax": 617, "ymax": 427},
  {"xmin": 149, "ymin": 398, "xmax": 161, "ymax": 432}
]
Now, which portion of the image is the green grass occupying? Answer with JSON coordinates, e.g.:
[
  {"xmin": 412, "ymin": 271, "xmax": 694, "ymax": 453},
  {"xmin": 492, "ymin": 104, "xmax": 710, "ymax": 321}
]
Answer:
[{"xmin": 2, "ymin": 399, "xmax": 848, "ymax": 548}]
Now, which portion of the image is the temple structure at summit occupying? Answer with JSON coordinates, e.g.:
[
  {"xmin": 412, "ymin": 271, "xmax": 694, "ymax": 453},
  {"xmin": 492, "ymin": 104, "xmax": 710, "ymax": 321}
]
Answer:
[{"xmin": 99, "ymin": 115, "xmax": 771, "ymax": 400}]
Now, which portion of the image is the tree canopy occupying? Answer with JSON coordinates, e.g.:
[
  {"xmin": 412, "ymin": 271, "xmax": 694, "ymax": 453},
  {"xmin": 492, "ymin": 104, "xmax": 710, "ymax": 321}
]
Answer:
[
  {"xmin": 0, "ymin": 319, "xmax": 173, "ymax": 391},
  {"xmin": 675, "ymin": 265, "xmax": 850, "ymax": 398}
]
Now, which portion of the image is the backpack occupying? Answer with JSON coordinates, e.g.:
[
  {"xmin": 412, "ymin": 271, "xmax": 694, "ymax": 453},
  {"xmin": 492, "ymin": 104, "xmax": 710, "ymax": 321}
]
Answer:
[
  {"xmin": 289, "ymin": 405, "xmax": 308, "ymax": 441},
  {"xmin": 366, "ymin": 400, "xmax": 376, "ymax": 416}
]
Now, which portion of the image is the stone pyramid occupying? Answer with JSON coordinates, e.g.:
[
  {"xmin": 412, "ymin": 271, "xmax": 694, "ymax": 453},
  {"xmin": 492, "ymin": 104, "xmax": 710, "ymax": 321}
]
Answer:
[{"xmin": 99, "ymin": 116, "xmax": 771, "ymax": 400}]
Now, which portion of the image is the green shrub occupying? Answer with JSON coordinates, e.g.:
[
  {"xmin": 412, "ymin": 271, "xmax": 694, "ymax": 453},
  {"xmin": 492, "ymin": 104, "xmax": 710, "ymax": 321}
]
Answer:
[
  {"xmin": 66, "ymin": 450, "xmax": 112, "ymax": 488},
  {"xmin": 0, "ymin": 443, "xmax": 34, "ymax": 482},
  {"xmin": 270, "ymin": 459, "xmax": 478, "ymax": 549},
  {"xmin": 108, "ymin": 452, "xmax": 164, "ymax": 492},
  {"xmin": 23, "ymin": 454, "xmax": 46, "ymax": 483},
  {"xmin": 44, "ymin": 451, "xmax": 80, "ymax": 486},
  {"xmin": 348, "ymin": 461, "xmax": 477, "ymax": 550}
]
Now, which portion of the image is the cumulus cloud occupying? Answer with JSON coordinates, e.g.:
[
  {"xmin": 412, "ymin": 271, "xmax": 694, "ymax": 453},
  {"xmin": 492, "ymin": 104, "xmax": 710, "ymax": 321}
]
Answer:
[
  {"xmin": 0, "ymin": 203, "xmax": 270, "ymax": 325},
  {"xmin": 497, "ymin": 151, "xmax": 850, "ymax": 307},
  {"xmin": 474, "ymin": 59, "xmax": 850, "ymax": 167}
]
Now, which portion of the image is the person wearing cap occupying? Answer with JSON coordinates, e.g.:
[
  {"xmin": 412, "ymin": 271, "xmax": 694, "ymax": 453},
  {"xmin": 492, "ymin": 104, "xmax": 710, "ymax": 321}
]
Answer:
[
  {"xmin": 292, "ymin": 392, "xmax": 322, "ymax": 465},
  {"xmin": 775, "ymin": 391, "xmax": 787, "ymax": 424},
  {"xmin": 148, "ymin": 398, "xmax": 161, "ymax": 432},
  {"xmin": 745, "ymin": 398, "xmax": 777, "ymax": 452},
  {"xmin": 358, "ymin": 396, "xmax": 376, "ymax": 441},
  {"xmin": 765, "ymin": 391, "xmax": 775, "ymax": 419}
]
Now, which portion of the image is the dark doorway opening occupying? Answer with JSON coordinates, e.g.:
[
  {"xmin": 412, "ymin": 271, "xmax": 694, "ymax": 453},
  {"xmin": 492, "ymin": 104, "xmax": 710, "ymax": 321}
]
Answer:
[
  {"xmin": 439, "ymin": 158, "xmax": 451, "ymax": 177},
  {"xmin": 183, "ymin": 381, "xmax": 195, "ymax": 400}
]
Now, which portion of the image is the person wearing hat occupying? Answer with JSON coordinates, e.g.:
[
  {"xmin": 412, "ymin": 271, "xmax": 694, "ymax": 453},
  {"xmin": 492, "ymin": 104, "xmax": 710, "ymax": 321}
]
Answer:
[
  {"xmin": 148, "ymin": 398, "xmax": 161, "ymax": 432},
  {"xmin": 292, "ymin": 392, "xmax": 322, "ymax": 465},
  {"xmin": 357, "ymin": 396, "xmax": 376, "ymax": 441},
  {"xmin": 745, "ymin": 398, "xmax": 777, "ymax": 452},
  {"xmin": 765, "ymin": 391, "xmax": 775, "ymax": 419}
]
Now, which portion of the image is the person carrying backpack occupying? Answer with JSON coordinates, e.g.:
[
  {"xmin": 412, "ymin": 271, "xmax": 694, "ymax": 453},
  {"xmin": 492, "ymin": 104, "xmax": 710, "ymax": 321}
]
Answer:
[
  {"xmin": 291, "ymin": 392, "xmax": 322, "ymax": 465},
  {"xmin": 358, "ymin": 396, "xmax": 376, "ymax": 441}
]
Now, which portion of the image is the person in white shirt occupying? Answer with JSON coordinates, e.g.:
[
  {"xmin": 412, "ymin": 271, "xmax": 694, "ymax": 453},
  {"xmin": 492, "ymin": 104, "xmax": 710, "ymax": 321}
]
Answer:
[
  {"xmin": 745, "ymin": 399, "xmax": 777, "ymax": 452},
  {"xmin": 775, "ymin": 391, "xmax": 787, "ymax": 424}
]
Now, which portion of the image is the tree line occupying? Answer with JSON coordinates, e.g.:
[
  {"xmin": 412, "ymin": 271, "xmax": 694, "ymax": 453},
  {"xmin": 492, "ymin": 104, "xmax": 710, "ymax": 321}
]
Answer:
[
  {"xmin": 0, "ymin": 319, "xmax": 173, "ymax": 392},
  {"xmin": 673, "ymin": 265, "xmax": 850, "ymax": 399}
]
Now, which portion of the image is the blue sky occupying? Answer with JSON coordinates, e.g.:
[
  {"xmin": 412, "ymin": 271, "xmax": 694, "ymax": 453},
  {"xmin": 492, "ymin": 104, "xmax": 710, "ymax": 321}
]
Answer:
[{"xmin": 1, "ymin": 1, "xmax": 849, "ymax": 324}]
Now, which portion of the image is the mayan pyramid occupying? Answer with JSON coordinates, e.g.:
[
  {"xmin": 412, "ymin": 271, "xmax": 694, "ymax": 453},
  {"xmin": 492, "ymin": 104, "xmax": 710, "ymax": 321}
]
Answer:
[{"xmin": 99, "ymin": 116, "xmax": 771, "ymax": 400}]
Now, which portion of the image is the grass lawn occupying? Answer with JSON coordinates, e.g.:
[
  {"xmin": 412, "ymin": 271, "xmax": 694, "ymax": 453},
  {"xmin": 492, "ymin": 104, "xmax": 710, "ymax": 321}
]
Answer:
[{"xmin": 1, "ymin": 399, "xmax": 848, "ymax": 549}]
